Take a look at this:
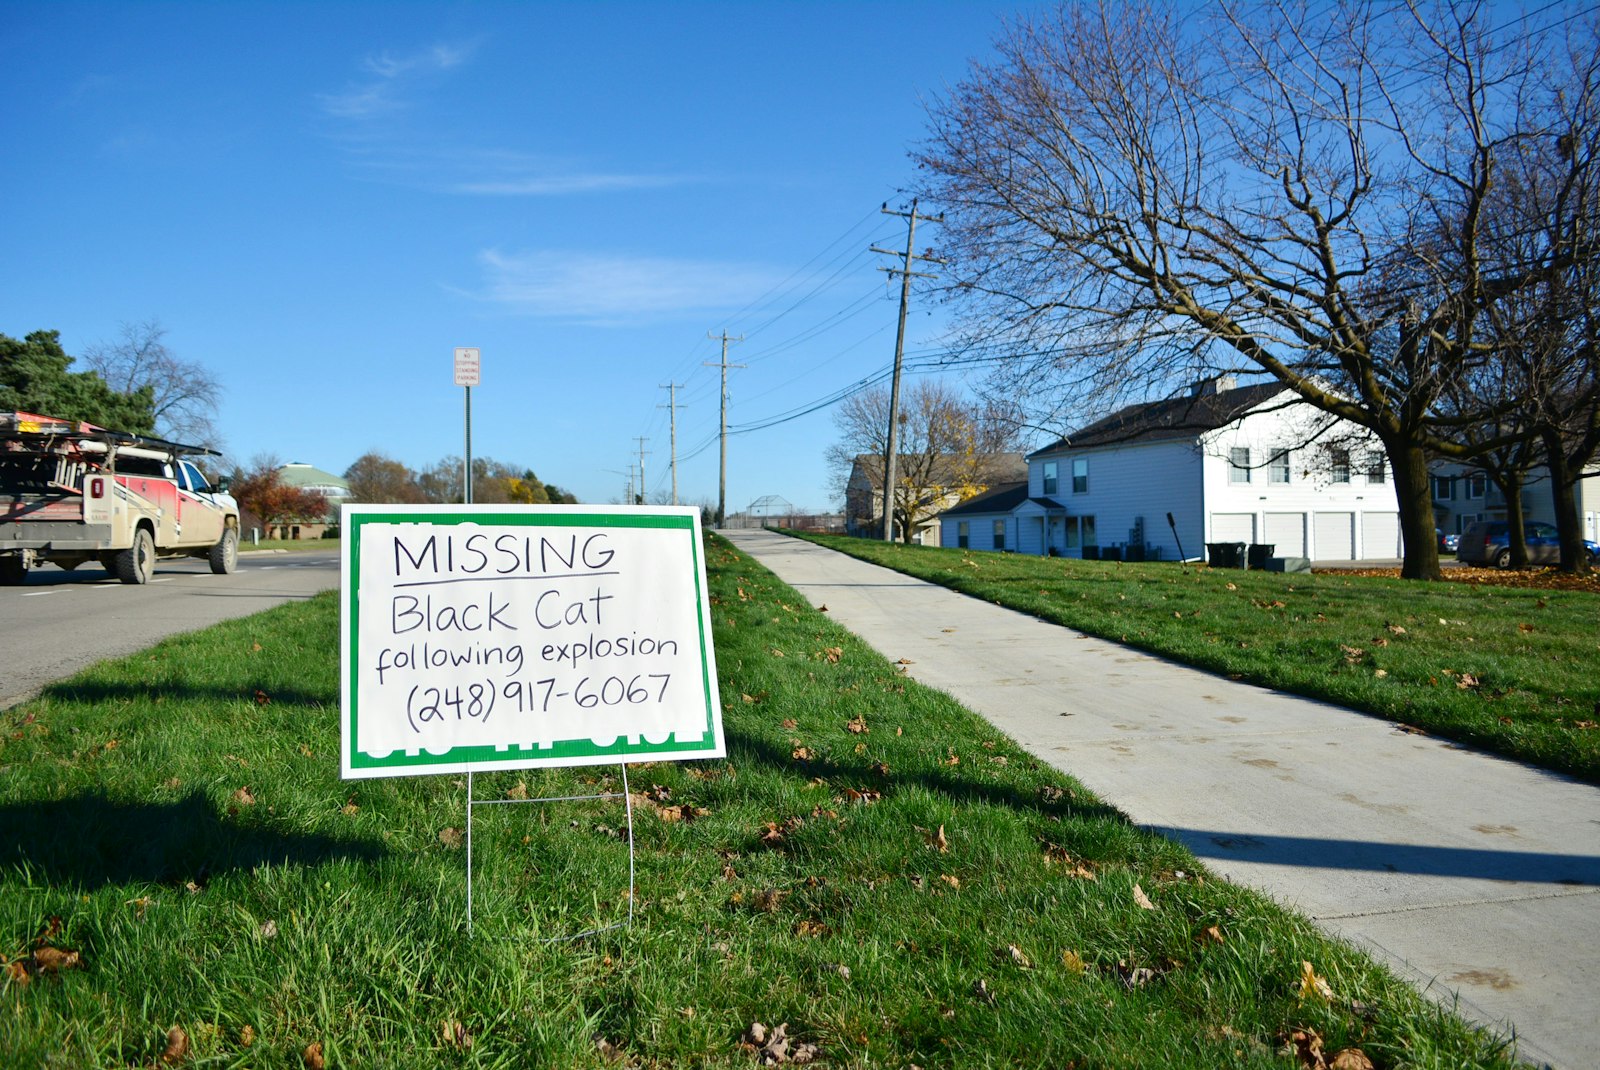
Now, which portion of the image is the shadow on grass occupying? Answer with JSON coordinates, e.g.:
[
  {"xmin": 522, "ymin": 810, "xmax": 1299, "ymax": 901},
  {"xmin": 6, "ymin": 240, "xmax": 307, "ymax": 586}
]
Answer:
[
  {"xmin": 0, "ymin": 791, "xmax": 383, "ymax": 891},
  {"xmin": 40, "ymin": 680, "xmax": 334, "ymax": 709},
  {"xmin": 726, "ymin": 730, "xmax": 1129, "ymax": 827}
]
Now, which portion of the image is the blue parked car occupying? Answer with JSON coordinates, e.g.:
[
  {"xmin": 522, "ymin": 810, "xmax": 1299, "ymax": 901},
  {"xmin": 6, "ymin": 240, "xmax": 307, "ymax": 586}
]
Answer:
[
  {"xmin": 1436, "ymin": 529, "xmax": 1460, "ymax": 554},
  {"xmin": 1456, "ymin": 520, "xmax": 1600, "ymax": 568}
]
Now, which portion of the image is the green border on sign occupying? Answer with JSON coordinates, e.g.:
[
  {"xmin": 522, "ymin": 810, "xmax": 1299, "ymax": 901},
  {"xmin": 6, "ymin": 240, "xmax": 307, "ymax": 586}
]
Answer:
[{"xmin": 344, "ymin": 508, "xmax": 722, "ymax": 774}]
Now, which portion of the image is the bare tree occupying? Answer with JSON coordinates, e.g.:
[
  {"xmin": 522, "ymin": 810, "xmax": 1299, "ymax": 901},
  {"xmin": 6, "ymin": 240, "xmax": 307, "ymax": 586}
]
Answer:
[
  {"xmin": 344, "ymin": 452, "xmax": 426, "ymax": 504},
  {"xmin": 915, "ymin": 1, "xmax": 1600, "ymax": 579},
  {"xmin": 84, "ymin": 320, "xmax": 223, "ymax": 448},
  {"xmin": 827, "ymin": 379, "xmax": 1024, "ymax": 542}
]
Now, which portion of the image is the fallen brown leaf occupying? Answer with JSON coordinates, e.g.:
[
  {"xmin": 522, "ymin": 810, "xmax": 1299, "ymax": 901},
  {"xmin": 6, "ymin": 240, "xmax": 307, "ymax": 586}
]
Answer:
[
  {"xmin": 442, "ymin": 1019, "xmax": 473, "ymax": 1049},
  {"xmin": 1132, "ymin": 883, "xmax": 1156, "ymax": 910},
  {"xmin": 506, "ymin": 780, "xmax": 528, "ymax": 800},
  {"xmin": 1001, "ymin": 944, "xmax": 1033, "ymax": 969},
  {"xmin": 233, "ymin": 786, "xmax": 256, "ymax": 806},
  {"xmin": 1289, "ymin": 1028, "xmax": 1324, "ymax": 1069},
  {"xmin": 161, "ymin": 1025, "xmax": 190, "ymax": 1065},
  {"xmin": 438, "ymin": 827, "xmax": 463, "ymax": 849},
  {"xmin": 302, "ymin": 1041, "xmax": 325, "ymax": 1070},
  {"xmin": 1330, "ymin": 1048, "xmax": 1375, "ymax": 1070},
  {"xmin": 32, "ymin": 946, "xmax": 80, "ymax": 973},
  {"xmin": 239, "ymin": 1024, "xmax": 255, "ymax": 1047},
  {"xmin": 1298, "ymin": 960, "xmax": 1334, "ymax": 1003},
  {"xmin": 845, "ymin": 716, "xmax": 868, "ymax": 734}
]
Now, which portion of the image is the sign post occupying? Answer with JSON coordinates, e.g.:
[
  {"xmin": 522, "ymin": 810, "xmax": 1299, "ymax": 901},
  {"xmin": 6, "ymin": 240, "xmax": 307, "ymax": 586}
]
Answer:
[
  {"xmin": 341, "ymin": 504, "xmax": 724, "ymax": 933},
  {"xmin": 453, "ymin": 348, "xmax": 480, "ymax": 504}
]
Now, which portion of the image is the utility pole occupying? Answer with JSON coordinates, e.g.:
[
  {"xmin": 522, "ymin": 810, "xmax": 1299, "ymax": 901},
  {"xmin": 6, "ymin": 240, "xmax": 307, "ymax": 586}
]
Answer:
[
  {"xmin": 634, "ymin": 437, "xmax": 651, "ymax": 505},
  {"xmin": 704, "ymin": 332, "xmax": 745, "ymax": 527},
  {"xmin": 872, "ymin": 199, "xmax": 943, "ymax": 542},
  {"xmin": 625, "ymin": 464, "xmax": 636, "ymax": 507},
  {"xmin": 659, "ymin": 383, "xmax": 685, "ymax": 505}
]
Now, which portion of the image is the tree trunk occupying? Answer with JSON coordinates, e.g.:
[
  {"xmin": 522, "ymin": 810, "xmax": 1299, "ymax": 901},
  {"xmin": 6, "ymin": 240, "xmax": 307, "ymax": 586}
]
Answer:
[
  {"xmin": 1498, "ymin": 478, "xmax": 1530, "ymax": 568},
  {"xmin": 1540, "ymin": 428, "xmax": 1592, "ymax": 573},
  {"xmin": 1390, "ymin": 441, "xmax": 1443, "ymax": 580}
]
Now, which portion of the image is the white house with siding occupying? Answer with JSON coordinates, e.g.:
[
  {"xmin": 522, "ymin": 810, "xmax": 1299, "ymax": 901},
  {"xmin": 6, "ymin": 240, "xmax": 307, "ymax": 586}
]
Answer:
[{"xmin": 941, "ymin": 378, "xmax": 1406, "ymax": 562}]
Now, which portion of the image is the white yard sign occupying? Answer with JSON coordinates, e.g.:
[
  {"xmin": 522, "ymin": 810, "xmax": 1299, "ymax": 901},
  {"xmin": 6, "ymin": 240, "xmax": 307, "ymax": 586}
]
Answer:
[{"xmin": 341, "ymin": 504, "xmax": 724, "ymax": 779}]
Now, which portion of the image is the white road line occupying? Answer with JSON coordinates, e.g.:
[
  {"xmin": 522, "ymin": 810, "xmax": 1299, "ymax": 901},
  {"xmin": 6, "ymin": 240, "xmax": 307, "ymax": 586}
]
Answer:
[
  {"xmin": 21, "ymin": 590, "xmax": 55, "ymax": 597},
  {"xmin": 150, "ymin": 577, "xmax": 174, "ymax": 584}
]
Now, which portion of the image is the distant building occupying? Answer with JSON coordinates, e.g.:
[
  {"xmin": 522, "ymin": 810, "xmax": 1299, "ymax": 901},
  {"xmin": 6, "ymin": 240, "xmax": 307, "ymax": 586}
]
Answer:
[
  {"xmin": 845, "ymin": 453, "xmax": 1027, "ymax": 546},
  {"xmin": 944, "ymin": 378, "xmax": 1404, "ymax": 562},
  {"xmin": 252, "ymin": 462, "xmax": 350, "ymax": 541}
]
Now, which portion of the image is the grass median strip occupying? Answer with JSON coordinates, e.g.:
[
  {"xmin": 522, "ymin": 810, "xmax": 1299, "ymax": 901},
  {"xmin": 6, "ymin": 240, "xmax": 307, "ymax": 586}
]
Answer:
[
  {"xmin": 791, "ymin": 532, "xmax": 1600, "ymax": 786},
  {"xmin": 0, "ymin": 535, "xmax": 1519, "ymax": 1067}
]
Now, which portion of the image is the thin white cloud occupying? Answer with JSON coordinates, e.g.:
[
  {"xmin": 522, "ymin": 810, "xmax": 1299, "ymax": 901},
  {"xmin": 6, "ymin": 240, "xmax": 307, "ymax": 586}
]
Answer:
[
  {"xmin": 319, "ymin": 41, "xmax": 475, "ymax": 119},
  {"xmin": 318, "ymin": 45, "xmax": 690, "ymax": 197},
  {"xmin": 474, "ymin": 250, "xmax": 787, "ymax": 324}
]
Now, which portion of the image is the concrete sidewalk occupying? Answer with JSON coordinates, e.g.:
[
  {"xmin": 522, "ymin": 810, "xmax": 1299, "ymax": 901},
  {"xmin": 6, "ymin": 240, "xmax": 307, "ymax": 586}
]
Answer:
[{"xmin": 721, "ymin": 529, "xmax": 1600, "ymax": 1070}]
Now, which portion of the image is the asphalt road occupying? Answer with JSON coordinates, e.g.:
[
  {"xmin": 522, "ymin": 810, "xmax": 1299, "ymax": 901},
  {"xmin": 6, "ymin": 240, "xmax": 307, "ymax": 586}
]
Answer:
[{"xmin": 0, "ymin": 550, "xmax": 341, "ymax": 709}]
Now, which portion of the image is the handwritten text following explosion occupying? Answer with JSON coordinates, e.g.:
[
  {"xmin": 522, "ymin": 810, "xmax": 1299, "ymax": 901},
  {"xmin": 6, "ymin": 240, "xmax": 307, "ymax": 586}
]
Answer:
[{"xmin": 355, "ymin": 522, "xmax": 710, "ymax": 761}]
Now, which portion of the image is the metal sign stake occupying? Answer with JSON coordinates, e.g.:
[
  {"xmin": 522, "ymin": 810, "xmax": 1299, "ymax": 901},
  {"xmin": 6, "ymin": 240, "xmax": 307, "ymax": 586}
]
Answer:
[{"xmin": 464, "ymin": 763, "xmax": 636, "ymax": 940}]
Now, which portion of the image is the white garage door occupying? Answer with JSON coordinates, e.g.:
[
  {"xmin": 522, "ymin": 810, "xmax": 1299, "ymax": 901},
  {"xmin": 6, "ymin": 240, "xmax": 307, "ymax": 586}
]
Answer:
[
  {"xmin": 1210, "ymin": 512, "xmax": 1256, "ymax": 543},
  {"xmin": 1314, "ymin": 511, "xmax": 1355, "ymax": 560},
  {"xmin": 1264, "ymin": 512, "xmax": 1307, "ymax": 557},
  {"xmin": 1360, "ymin": 512, "xmax": 1402, "ymax": 558}
]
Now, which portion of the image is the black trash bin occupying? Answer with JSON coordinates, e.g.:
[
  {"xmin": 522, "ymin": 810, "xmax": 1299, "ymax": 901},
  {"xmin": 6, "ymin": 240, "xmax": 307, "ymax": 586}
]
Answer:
[
  {"xmin": 1082, "ymin": 545, "xmax": 1101, "ymax": 560},
  {"xmin": 1247, "ymin": 543, "xmax": 1276, "ymax": 569},
  {"xmin": 1206, "ymin": 541, "xmax": 1246, "ymax": 568},
  {"xmin": 1102, "ymin": 545, "xmax": 1123, "ymax": 561}
]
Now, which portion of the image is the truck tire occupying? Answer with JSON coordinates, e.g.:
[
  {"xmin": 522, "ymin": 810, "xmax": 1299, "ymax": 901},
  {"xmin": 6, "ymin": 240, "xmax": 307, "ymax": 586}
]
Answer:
[
  {"xmin": 210, "ymin": 526, "xmax": 238, "ymax": 574},
  {"xmin": 0, "ymin": 555, "xmax": 26, "ymax": 586},
  {"xmin": 116, "ymin": 527, "xmax": 155, "ymax": 585}
]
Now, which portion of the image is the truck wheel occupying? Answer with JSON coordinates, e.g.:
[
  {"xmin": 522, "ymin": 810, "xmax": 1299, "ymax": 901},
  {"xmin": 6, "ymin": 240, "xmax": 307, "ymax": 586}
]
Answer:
[
  {"xmin": 210, "ymin": 526, "xmax": 239, "ymax": 574},
  {"xmin": 116, "ymin": 528, "xmax": 155, "ymax": 585},
  {"xmin": 1493, "ymin": 547, "xmax": 1512, "ymax": 569},
  {"xmin": 0, "ymin": 555, "xmax": 26, "ymax": 586}
]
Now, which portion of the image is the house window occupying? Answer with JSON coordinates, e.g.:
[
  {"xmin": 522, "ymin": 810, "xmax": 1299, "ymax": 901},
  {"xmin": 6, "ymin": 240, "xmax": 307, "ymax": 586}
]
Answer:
[
  {"xmin": 1330, "ymin": 449, "xmax": 1350, "ymax": 484},
  {"xmin": 1072, "ymin": 458, "xmax": 1088, "ymax": 494},
  {"xmin": 993, "ymin": 519, "xmax": 1006, "ymax": 550},
  {"xmin": 1467, "ymin": 473, "xmax": 1486, "ymax": 498},
  {"xmin": 957, "ymin": 521, "xmax": 969, "ymax": 549},
  {"xmin": 1065, "ymin": 516, "xmax": 1081, "ymax": 549},
  {"xmin": 1432, "ymin": 474, "xmax": 1454, "ymax": 501},
  {"xmin": 1229, "ymin": 448, "xmax": 1251, "ymax": 484},
  {"xmin": 1081, "ymin": 515, "xmax": 1096, "ymax": 548},
  {"xmin": 1269, "ymin": 449, "xmax": 1290, "ymax": 484},
  {"xmin": 1366, "ymin": 455, "xmax": 1386, "ymax": 484},
  {"xmin": 1042, "ymin": 461, "xmax": 1058, "ymax": 496}
]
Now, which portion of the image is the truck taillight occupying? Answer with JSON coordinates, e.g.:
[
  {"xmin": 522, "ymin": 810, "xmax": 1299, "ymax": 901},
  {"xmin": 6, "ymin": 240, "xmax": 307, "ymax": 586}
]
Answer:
[{"xmin": 89, "ymin": 477, "xmax": 105, "ymax": 499}]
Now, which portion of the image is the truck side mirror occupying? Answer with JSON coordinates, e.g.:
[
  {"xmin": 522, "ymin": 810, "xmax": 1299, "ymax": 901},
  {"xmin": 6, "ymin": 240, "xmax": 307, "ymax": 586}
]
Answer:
[{"xmin": 215, "ymin": 477, "xmax": 231, "ymax": 494}]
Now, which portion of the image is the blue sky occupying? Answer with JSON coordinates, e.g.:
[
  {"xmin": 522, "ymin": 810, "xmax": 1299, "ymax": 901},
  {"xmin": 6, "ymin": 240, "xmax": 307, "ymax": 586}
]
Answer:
[{"xmin": 3, "ymin": 1, "xmax": 1035, "ymax": 511}]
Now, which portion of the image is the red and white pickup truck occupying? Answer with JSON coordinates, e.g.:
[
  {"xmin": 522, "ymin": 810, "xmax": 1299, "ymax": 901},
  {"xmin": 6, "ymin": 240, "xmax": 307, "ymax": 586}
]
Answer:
[{"xmin": 0, "ymin": 411, "xmax": 240, "ymax": 585}]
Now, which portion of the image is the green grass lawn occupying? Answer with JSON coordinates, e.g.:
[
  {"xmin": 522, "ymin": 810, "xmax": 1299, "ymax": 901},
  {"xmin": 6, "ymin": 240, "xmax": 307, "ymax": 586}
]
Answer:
[
  {"xmin": 239, "ymin": 536, "xmax": 341, "ymax": 554},
  {"xmin": 0, "ymin": 536, "xmax": 1520, "ymax": 1067},
  {"xmin": 790, "ymin": 532, "xmax": 1600, "ymax": 786}
]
